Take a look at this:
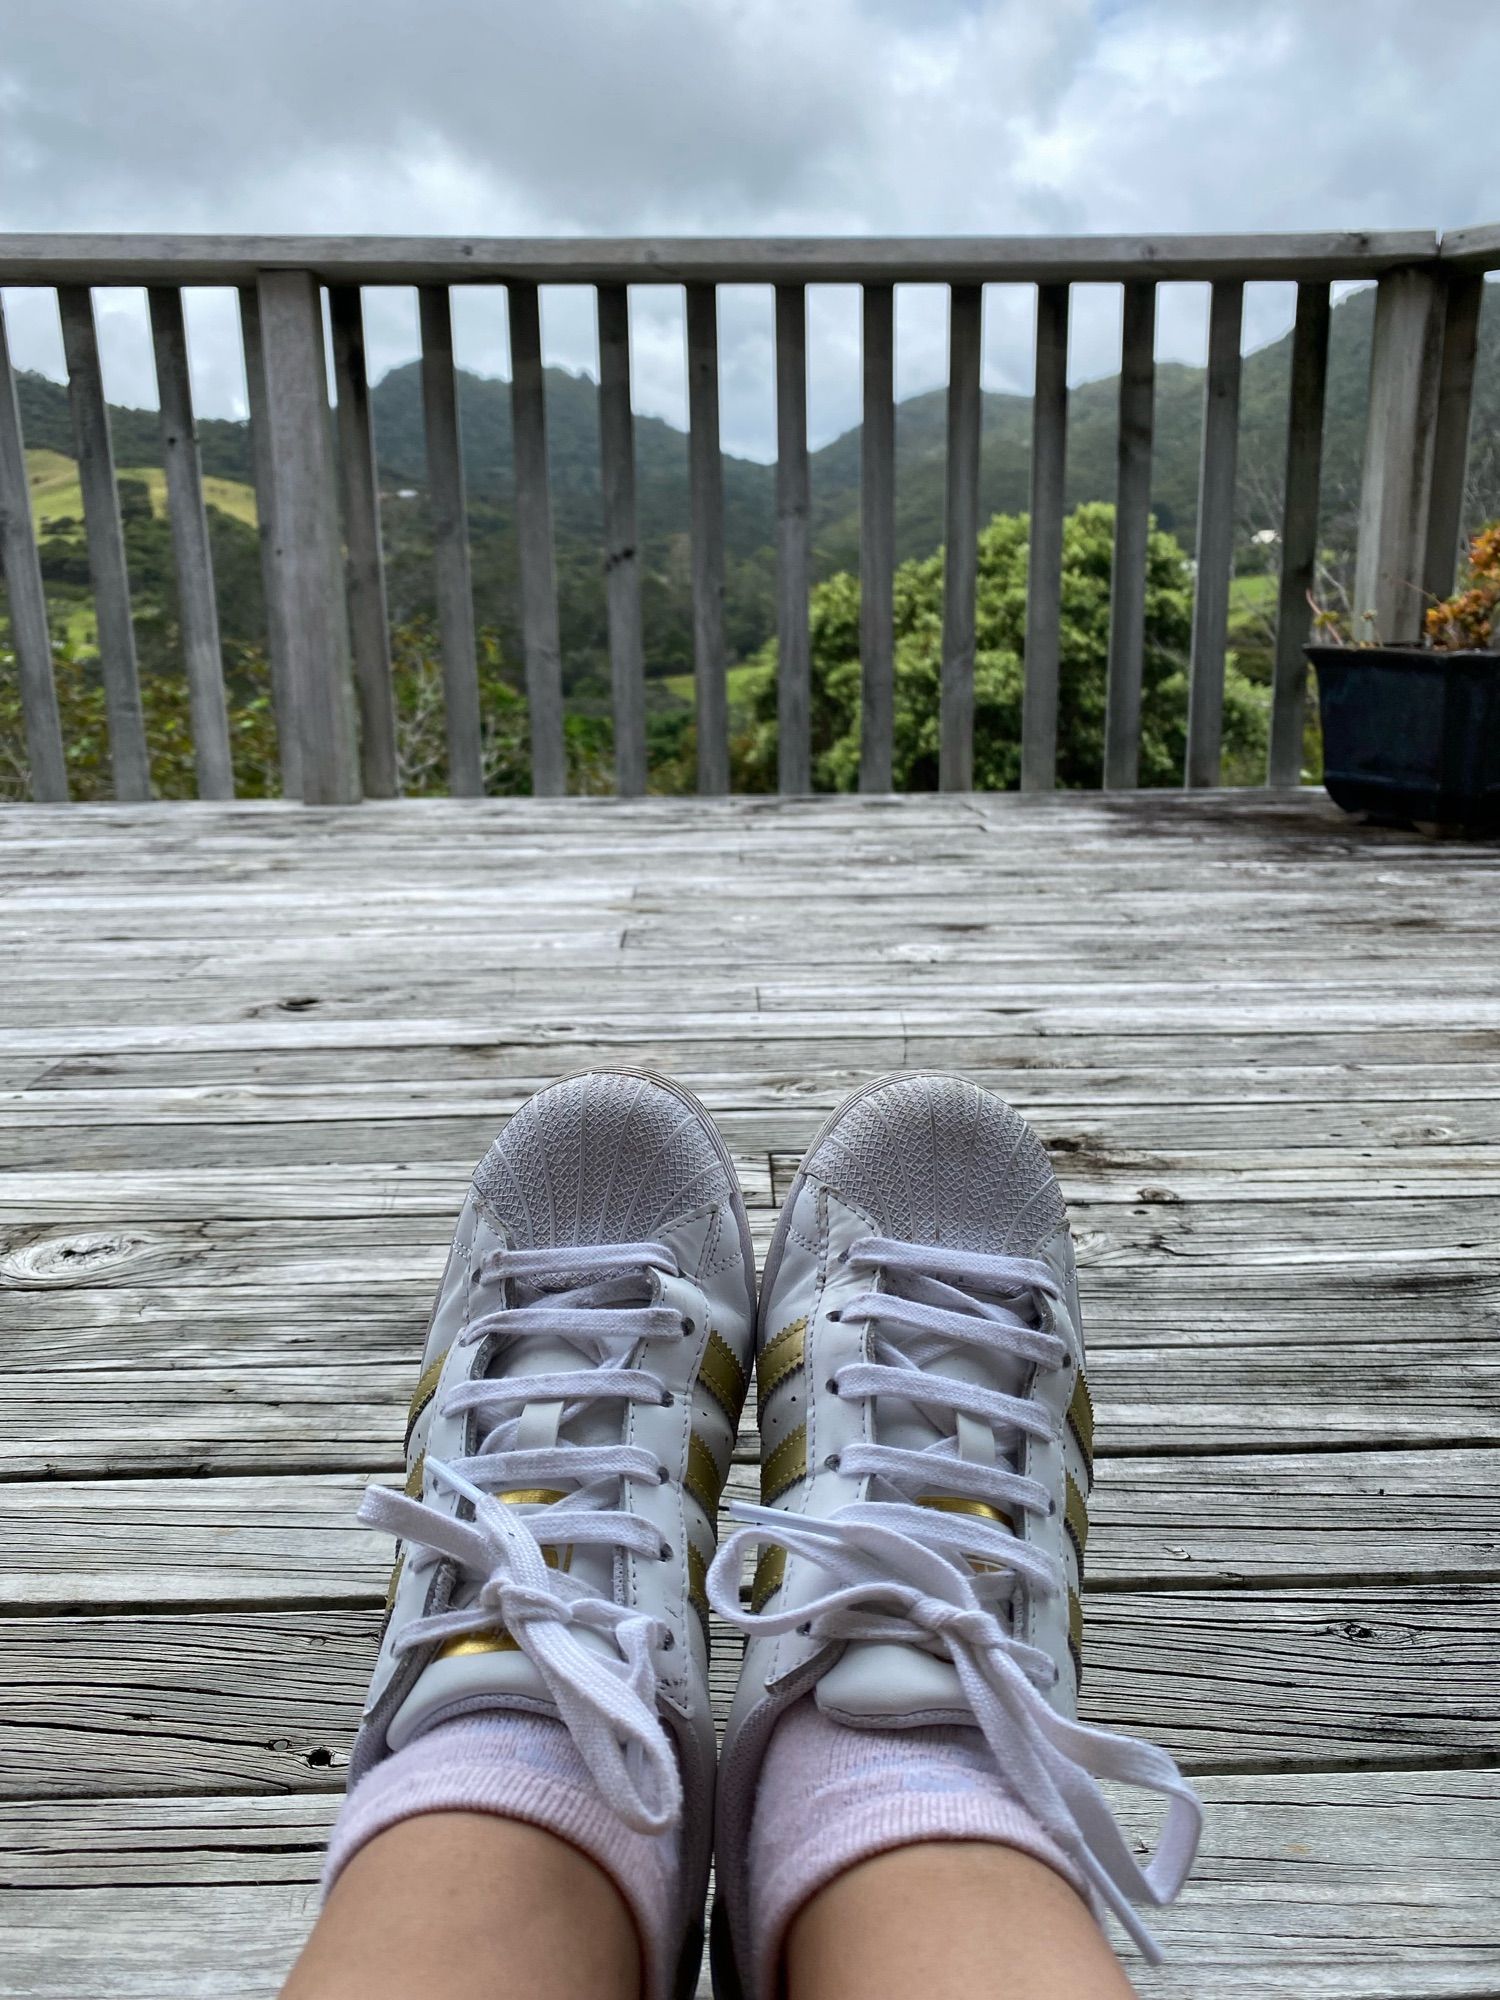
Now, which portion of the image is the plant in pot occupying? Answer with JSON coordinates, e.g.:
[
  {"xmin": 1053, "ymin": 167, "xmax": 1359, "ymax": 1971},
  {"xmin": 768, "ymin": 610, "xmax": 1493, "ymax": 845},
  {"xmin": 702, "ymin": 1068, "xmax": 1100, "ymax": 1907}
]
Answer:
[{"xmin": 1305, "ymin": 523, "xmax": 1500, "ymax": 833}]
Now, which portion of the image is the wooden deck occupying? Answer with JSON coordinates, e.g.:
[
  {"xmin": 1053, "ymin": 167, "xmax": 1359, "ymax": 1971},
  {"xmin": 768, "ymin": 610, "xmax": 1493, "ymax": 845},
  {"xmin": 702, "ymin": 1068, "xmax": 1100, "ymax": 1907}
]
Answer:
[{"xmin": 2, "ymin": 788, "xmax": 1498, "ymax": 1998}]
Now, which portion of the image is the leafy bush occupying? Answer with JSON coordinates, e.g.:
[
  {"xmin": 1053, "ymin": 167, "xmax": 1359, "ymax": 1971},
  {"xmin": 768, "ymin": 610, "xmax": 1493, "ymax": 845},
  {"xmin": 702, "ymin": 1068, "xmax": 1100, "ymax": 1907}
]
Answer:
[{"xmin": 732, "ymin": 503, "xmax": 1269, "ymax": 790}]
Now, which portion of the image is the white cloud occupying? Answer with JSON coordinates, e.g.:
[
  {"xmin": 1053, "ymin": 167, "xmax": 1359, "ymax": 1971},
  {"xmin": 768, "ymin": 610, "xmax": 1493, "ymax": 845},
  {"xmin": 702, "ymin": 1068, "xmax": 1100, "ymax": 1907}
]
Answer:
[{"xmin": 0, "ymin": 0, "xmax": 1494, "ymax": 456}]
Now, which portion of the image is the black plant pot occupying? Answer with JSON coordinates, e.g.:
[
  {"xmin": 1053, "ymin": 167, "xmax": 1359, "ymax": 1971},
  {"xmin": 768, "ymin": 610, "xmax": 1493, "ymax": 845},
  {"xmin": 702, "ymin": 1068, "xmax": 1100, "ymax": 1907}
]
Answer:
[{"xmin": 1305, "ymin": 644, "xmax": 1500, "ymax": 833}]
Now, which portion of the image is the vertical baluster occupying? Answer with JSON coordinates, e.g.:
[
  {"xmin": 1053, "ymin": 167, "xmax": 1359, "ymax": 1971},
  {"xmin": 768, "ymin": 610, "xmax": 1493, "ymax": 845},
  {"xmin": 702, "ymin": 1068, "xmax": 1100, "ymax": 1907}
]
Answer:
[
  {"xmin": 148, "ymin": 287, "xmax": 233, "ymax": 800},
  {"xmin": 859, "ymin": 283, "xmax": 896, "ymax": 794},
  {"xmin": 0, "ymin": 294, "xmax": 68, "ymax": 801},
  {"xmin": 56, "ymin": 286, "xmax": 151, "ymax": 801},
  {"xmin": 596, "ymin": 284, "xmax": 645, "ymax": 797},
  {"xmin": 1268, "ymin": 282, "xmax": 1330, "ymax": 788},
  {"xmin": 1422, "ymin": 271, "xmax": 1484, "ymax": 608},
  {"xmin": 329, "ymin": 285, "xmax": 398, "ymax": 798},
  {"xmin": 775, "ymin": 285, "xmax": 811, "ymax": 794},
  {"xmin": 507, "ymin": 281, "xmax": 567, "ymax": 798},
  {"xmin": 1352, "ymin": 266, "xmax": 1445, "ymax": 644},
  {"xmin": 1185, "ymin": 280, "xmax": 1244, "ymax": 790},
  {"xmin": 239, "ymin": 284, "xmax": 299, "ymax": 798},
  {"xmin": 940, "ymin": 284, "xmax": 982, "ymax": 792},
  {"xmin": 1104, "ymin": 281, "xmax": 1157, "ymax": 790},
  {"xmin": 686, "ymin": 283, "xmax": 728, "ymax": 796},
  {"xmin": 418, "ymin": 286, "xmax": 484, "ymax": 797},
  {"xmin": 1022, "ymin": 283, "xmax": 1070, "ymax": 793},
  {"xmin": 255, "ymin": 269, "xmax": 359, "ymax": 806}
]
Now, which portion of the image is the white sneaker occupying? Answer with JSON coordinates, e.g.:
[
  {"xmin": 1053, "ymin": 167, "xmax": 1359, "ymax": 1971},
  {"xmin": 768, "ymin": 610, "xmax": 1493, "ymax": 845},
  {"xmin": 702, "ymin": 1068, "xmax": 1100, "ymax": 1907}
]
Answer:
[
  {"xmin": 350, "ymin": 1070, "xmax": 756, "ymax": 1989},
  {"xmin": 710, "ymin": 1073, "xmax": 1201, "ymax": 1986}
]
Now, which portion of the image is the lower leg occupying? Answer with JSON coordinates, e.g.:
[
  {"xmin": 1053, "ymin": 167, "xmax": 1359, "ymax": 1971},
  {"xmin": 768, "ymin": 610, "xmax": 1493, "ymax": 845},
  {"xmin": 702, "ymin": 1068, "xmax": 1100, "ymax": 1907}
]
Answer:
[
  {"xmin": 280, "ymin": 1811, "xmax": 641, "ymax": 2000},
  {"xmin": 785, "ymin": 1841, "xmax": 1137, "ymax": 2000}
]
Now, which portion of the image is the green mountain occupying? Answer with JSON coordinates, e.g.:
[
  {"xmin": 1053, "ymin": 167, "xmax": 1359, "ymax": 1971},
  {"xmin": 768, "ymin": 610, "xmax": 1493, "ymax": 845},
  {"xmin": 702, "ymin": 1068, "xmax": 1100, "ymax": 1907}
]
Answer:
[{"xmin": 11, "ymin": 282, "xmax": 1498, "ymax": 692}]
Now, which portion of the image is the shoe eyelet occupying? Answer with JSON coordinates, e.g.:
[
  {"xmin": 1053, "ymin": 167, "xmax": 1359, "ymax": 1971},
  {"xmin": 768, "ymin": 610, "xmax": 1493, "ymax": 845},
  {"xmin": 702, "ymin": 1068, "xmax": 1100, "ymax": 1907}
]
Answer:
[
  {"xmin": 656, "ymin": 1465, "xmax": 670, "ymax": 1484},
  {"xmin": 797, "ymin": 1621, "xmax": 812, "ymax": 1637},
  {"xmin": 825, "ymin": 1377, "xmax": 839, "ymax": 1396},
  {"xmin": 823, "ymin": 1453, "xmax": 841, "ymax": 1473},
  {"xmin": 825, "ymin": 1307, "xmax": 842, "ymax": 1323},
  {"xmin": 1047, "ymin": 1497, "xmax": 1057, "ymax": 1517},
  {"xmin": 681, "ymin": 1316, "xmax": 696, "ymax": 1337},
  {"xmin": 661, "ymin": 1631, "xmax": 676, "ymax": 1651},
  {"xmin": 659, "ymin": 1543, "xmax": 672, "ymax": 1562},
  {"xmin": 659, "ymin": 1390, "xmax": 674, "ymax": 1408}
]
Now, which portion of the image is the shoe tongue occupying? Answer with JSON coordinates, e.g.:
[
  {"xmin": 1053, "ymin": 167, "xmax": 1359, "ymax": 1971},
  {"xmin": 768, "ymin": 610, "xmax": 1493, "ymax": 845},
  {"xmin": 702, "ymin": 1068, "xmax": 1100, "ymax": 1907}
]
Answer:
[{"xmin": 386, "ymin": 1621, "xmax": 620, "ymax": 1751}]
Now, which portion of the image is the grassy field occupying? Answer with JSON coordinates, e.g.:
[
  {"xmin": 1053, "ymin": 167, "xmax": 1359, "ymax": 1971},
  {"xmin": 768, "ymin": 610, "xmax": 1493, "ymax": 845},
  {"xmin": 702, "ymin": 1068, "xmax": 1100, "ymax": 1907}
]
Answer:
[
  {"xmin": 661, "ymin": 662, "xmax": 764, "ymax": 706},
  {"xmin": 1229, "ymin": 570, "xmax": 1278, "ymax": 613},
  {"xmin": 26, "ymin": 448, "xmax": 258, "ymax": 533}
]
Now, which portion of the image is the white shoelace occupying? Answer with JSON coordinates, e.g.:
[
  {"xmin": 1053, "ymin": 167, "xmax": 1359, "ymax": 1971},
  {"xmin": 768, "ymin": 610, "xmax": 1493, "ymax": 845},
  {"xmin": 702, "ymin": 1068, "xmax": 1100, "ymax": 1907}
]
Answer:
[
  {"xmin": 707, "ymin": 1235, "xmax": 1202, "ymax": 1961},
  {"xmin": 361, "ymin": 1240, "xmax": 686, "ymax": 1834}
]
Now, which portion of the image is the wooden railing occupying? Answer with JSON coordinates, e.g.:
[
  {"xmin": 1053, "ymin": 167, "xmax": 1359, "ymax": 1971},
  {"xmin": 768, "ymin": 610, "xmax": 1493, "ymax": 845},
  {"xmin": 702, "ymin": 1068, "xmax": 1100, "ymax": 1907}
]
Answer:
[{"xmin": 1, "ymin": 228, "xmax": 1496, "ymax": 805}]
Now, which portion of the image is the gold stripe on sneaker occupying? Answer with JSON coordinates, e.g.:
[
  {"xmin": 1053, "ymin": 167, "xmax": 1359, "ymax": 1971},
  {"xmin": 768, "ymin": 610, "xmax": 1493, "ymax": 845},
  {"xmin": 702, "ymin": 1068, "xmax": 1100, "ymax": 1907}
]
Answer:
[
  {"xmin": 439, "ymin": 1631, "xmax": 521, "ymax": 1656},
  {"xmin": 1068, "ymin": 1586, "xmax": 1084, "ymax": 1656},
  {"xmin": 404, "ymin": 1352, "xmax": 447, "ymax": 1447},
  {"xmin": 1066, "ymin": 1370, "xmax": 1094, "ymax": 1482},
  {"xmin": 699, "ymin": 1329, "xmax": 749, "ymax": 1424},
  {"xmin": 750, "ymin": 1543, "xmax": 786, "ymax": 1613},
  {"xmin": 914, "ymin": 1493, "xmax": 1016, "ymax": 1531},
  {"xmin": 404, "ymin": 1453, "xmax": 426, "ymax": 1499},
  {"xmin": 757, "ymin": 1318, "xmax": 808, "ymax": 1401},
  {"xmin": 434, "ymin": 1490, "xmax": 571, "ymax": 1657},
  {"xmin": 1064, "ymin": 1472, "xmax": 1089, "ymax": 1563},
  {"xmin": 684, "ymin": 1430, "xmax": 728, "ymax": 1520},
  {"xmin": 761, "ymin": 1423, "xmax": 807, "ymax": 1504},
  {"xmin": 916, "ymin": 1493, "xmax": 1017, "ymax": 1574},
  {"xmin": 385, "ymin": 1552, "xmax": 404, "ymax": 1611}
]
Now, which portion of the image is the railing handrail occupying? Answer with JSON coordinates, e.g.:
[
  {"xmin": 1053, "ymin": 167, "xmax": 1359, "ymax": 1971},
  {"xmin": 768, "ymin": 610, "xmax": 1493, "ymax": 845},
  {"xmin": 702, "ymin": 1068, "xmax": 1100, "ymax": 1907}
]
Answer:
[{"xmin": 0, "ymin": 228, "xmax": 1462, "ymax": 287}]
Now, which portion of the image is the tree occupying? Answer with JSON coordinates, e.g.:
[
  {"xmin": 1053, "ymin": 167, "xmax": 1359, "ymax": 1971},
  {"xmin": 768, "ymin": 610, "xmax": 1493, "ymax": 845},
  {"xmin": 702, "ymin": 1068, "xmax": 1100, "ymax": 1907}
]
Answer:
[{"xmin": 733, "ymin": 502, "xmax": 1270, "ymax": 791}]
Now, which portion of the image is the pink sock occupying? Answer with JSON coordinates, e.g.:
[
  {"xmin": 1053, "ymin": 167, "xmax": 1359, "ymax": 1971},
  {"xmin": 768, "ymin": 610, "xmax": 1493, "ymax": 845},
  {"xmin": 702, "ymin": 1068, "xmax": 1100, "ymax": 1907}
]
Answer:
[
  {"xmin": 323, "ymin": 1713, "xmax": 683, "ymax": 1999},
  {"xmin": 746, "ymin": 1698, "xmax": 1091, "ymax": 1999}
]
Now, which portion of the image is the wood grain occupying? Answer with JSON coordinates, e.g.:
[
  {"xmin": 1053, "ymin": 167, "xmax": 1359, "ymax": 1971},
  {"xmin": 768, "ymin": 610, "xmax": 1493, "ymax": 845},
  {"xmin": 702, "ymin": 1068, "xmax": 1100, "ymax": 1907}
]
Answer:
[
  {"xmin": 596, "ymin": 284, "xmax": 646, "ymax": 796},
  {"xmin": 417, "ymin": 285, "xmax": 484, "ymax": 797},
  {"xmin": 1021, "ymin": 282, "xmax": 1069, "ymax": 792},
  {"xmin": 56, "ymin": 286, "xmax": 151, "ymax": 801},
  {"xmin": 147, "ymin": 286, "xmax": 234, "ymax": 800},
  {"xmin": 0, "ymin": 297, "xmax": 67, "ymax": 801},
  {"xmin": 1, "ymin": 789, "xmax": 1496, "ymax": 1998},
  {"xmin": 1268, "ymin": 282, "xmax": 1331, "ymax": 787},
  {"xmin": 1104, "ymin": 281, "xmax": 1156, "ymax": 789}
]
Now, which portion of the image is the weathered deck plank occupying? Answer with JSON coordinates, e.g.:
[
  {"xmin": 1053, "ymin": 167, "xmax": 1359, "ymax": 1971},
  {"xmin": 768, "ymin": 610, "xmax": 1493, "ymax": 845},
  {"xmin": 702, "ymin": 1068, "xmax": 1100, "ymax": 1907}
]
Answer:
[
  {"xmin": 0, "ymin": 790, "xmax": 1496, "ymax": 1999},
  {"xmin": 3, "ymin": 1588, "xmax": 1494, "ymax": 1799},
  {"xmin": 2, "ymin": 1772, "xmax": 1493, "ymax": 1999},
  {"xmin": 6, "ymin": 1450, "xmax": 1493, "ymax": 1610}
]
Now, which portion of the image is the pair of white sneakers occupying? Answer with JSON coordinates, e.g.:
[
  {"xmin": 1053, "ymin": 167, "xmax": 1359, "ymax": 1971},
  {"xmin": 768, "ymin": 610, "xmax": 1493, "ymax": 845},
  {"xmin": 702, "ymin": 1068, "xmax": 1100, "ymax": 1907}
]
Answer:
[{"xmin": 350, "ymin": 1069, "xmax": 1200, "ymax": 1996}]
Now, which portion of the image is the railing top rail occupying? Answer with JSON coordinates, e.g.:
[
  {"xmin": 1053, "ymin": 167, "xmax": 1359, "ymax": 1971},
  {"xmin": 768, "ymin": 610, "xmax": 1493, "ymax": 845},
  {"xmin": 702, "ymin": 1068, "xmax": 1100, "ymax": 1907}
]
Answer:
[
  {"xmin": 0, "ymin": 229, "xmax": 1449, "ymax": 287},
  {"xmin": 1438, "ymin": 221, "xmax": 1500, "ymax": 272}
]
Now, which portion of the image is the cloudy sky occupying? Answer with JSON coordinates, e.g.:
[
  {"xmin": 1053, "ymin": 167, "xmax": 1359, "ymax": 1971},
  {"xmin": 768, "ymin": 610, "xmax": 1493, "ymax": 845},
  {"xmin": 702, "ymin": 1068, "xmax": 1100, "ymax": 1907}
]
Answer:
[{"xmin": 1, "ymin": 0, "xmax": 1494, "ymax": 460}]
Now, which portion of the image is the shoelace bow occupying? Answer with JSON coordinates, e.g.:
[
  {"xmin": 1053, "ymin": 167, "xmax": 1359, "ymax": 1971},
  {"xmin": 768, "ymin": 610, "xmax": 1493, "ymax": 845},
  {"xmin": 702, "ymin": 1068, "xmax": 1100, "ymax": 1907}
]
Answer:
[
  {"xmin": 707, "ymin": 1235, "xmax": 1202, "ymax": 1961},
  {"xmin": 360, "ymin": 1240, "xmax": 687, "ymax": 1834}
]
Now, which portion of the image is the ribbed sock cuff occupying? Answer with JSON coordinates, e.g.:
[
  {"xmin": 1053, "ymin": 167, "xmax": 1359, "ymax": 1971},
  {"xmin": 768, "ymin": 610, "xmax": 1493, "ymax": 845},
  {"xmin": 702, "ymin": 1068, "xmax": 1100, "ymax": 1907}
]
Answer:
[
  {"xmin": 324, "ymin": 1714, "xmax": 682, "ymax": 2000},
  {"xmin": 745, "ymin": 1701, "xmax": 1089, "ymax": 2000}
]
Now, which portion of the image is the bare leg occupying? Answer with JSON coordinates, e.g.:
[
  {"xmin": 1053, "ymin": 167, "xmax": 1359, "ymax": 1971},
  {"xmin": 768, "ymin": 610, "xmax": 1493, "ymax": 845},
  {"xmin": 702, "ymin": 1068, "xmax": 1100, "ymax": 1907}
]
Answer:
[
  {"xmin": 280, "ymin": 1812, "xmax": 641, "ymax": 2000},
  {"xmin": 785, "ymin": 1843, "xmax": 1138, "ymax": 2000}
]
